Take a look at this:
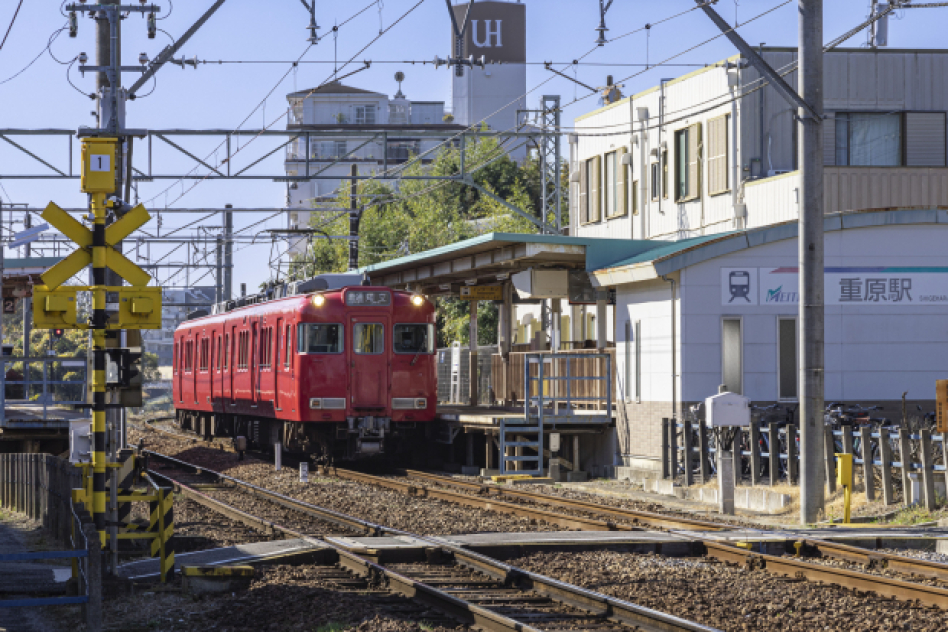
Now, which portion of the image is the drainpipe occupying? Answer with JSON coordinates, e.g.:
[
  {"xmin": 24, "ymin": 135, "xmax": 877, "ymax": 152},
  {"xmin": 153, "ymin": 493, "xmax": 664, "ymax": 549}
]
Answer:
[
  {"xmin": 662, "ymin": 274, "xmax": 677, "ymax": 422},
  {"xmin": 728, "ymin": 61, "xmax": 745, "ymax": 230},
  {"xmin": 758, "ymin": 43, "xmax": 766, "ymax": 179}
]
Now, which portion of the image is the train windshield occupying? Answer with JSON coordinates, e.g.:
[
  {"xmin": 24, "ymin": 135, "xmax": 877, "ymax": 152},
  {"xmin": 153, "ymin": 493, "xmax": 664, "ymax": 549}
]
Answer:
[
  {"xmin": 298, "ymin": 323, "xmax": 343, "ymax": 354},
  {"xmin": 353, "ymin": 323, "xmax": 384, "ymax": 354},
  {"xmin": 393, "ymin": 324, "xmax": 435, "ymax": 354}
]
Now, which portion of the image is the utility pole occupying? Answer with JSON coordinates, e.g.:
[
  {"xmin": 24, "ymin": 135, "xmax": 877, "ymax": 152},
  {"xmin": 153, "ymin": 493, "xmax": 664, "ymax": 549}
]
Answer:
[
  {"xmin": 22, "ymin": 213, "xmax": 31, "ymax": 402},
  {"xmin": 348, "ymin": 165, "xmax": 360, "ymax": 272},
  {"xmin": 799, "ymin": 0, "xmax": 825, "ymax": 524},
  {"xmin": 223, "ymin": 205, "xmax": 233, "ymax": 300}
]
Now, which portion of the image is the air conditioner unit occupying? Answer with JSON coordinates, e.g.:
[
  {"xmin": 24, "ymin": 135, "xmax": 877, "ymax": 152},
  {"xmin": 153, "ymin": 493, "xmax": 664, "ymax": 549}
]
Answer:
[{"xmin": 512, "ymin": 268, "xmax": 568, "ymax": 299}]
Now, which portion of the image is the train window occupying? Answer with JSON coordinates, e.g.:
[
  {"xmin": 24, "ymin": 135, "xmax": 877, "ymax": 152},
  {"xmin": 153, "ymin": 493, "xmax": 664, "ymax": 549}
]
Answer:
[
  {"xmin": 261, "ymin": 328, "xmax": 271, "ymax": 368},
  {"xmin": 298, "ymin": 323, "xmax": 343, "ymax": 354},
  {"xmin": 284, "ymin": 325, "xmax": 292, "ymax": 367},
  {"xmin": 199, "ymin": 338, "xmax": 209, "ymax": 372},
  {"xmin": 393, "ymin": 324, "xmax": 435, "ymax": 354},
  {"xmin": 215, "ymin": 337, "xmax": 221, "ymax": 371},
  {"xmin": 238, "ymin": 331, "xmax": 249, "ymax": 369},
  {"xmin": 353, "ymin": 323, "xmax": 384, "ymax": 354}
]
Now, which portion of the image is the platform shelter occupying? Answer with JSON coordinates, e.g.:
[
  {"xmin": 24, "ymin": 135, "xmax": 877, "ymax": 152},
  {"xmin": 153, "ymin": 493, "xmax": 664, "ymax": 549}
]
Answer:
[{"xmin": 360, "ymin": 233, "xmax": 646, "ymax": 480}]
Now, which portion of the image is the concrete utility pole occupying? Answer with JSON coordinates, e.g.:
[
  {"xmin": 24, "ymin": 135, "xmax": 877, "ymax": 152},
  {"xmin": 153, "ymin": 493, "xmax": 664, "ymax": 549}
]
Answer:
[
  {"xmin": 799, "ymin": 0, "xmax": 825, "ymax": 525},
  {"xmin": 348, "ymin": 165, "xmax": 360, "ymax": 272},
  {"xmin": 223, "ymin": 205, "xmax": 233, "ymax": 300}
]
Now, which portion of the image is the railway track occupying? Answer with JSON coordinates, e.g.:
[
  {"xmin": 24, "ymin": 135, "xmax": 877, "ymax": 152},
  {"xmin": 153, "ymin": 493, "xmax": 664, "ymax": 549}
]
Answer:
[
  {"xmin": 138, "ymin": 417, "xmax": 736, "ymax": 532},
  {"xmin": 138, "ymin": 418, "xmax": 948, "ymax": 611},
  {"xmin": 144, "ymin": 449, "xmax": 719, "ymax": 632}
]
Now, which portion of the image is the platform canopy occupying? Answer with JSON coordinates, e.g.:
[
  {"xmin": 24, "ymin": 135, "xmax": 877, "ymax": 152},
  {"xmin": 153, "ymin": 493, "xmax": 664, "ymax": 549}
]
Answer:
[
  {"xmin": 1, "ymin": 257, "xmax": 63, "ymax": 300},
  {"xmin": 359, "ymin": 232, "xmax": 648, "ymax": 295}
]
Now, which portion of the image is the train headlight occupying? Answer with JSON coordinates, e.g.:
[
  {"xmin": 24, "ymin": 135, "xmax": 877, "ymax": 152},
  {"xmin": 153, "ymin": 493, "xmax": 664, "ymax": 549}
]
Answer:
[
  {"xmin": 415, "ymin": 398, "xmax": 427, "ymax": 409},
  {"xmin": 411, "ymin": 294, "xmax": 424, "ymax": 307},
  {"xmin": 312, "ymin": 294, "xmax": 326, "ymax": 307}
]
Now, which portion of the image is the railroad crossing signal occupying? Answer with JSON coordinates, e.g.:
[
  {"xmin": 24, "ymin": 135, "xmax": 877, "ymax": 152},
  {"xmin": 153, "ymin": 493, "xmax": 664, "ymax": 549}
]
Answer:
[
  {"xmin": 41, "ymin": 137, "xmax": 165, "ymax": 550},
  {"xmin": 32, "ymin": 161, "xmax": 161, "ymax": 329}
]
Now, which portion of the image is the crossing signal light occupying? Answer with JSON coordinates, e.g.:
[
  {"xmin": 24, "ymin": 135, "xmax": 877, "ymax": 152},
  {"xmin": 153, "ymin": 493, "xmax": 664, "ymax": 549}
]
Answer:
[{"xmin": 52, "ymin": 328, "xmax": 65, "ymax": 340}]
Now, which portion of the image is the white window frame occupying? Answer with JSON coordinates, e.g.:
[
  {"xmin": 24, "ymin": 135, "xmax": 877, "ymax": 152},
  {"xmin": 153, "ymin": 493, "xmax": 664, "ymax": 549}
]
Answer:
[
  {"xmin": 721, "ymin": 317, "xmax": 743, "ymax": 396},
  {"xmin": 777, "ymin": 316, "xmax": 799, "ymax": 402}
]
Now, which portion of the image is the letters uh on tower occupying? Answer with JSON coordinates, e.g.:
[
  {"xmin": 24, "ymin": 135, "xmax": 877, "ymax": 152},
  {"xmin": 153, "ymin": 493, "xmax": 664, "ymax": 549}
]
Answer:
[{"xmin": 33, "ymin": 137, "xmax": 162, "ymax": 331}]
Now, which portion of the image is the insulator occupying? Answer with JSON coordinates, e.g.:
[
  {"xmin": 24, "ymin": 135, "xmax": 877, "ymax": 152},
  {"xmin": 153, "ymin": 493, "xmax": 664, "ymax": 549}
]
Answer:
[
  {"xmin": 69, "ymin": 12, "xmax": 78, "ymax": 38},
  {"xmin": 147, "ymin": 12, "xmax": 156, "ymax": 39}
]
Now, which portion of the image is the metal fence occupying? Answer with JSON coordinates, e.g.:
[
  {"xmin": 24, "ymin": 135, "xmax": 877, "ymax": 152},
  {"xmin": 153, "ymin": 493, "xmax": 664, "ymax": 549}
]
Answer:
[
  {"xmin": 663, "ymin": 418, "xmax": 947, "ymax": 510},
  {"xmin": 436, "ymin": 345, "xmax": 495, "ymax": 406},
  {"xmin": 0, "ymin": 454, "xmax": 101, "ymax": 630},
  {"xmin": 1, "ymin": 355, "xmax": 88, "ymax": 423}
]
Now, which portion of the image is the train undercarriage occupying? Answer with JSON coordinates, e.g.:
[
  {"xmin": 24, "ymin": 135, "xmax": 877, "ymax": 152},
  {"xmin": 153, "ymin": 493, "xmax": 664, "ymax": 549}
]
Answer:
[{"xmin": 174, "ymin": 409, "xmax": 427, "ymax": 463}]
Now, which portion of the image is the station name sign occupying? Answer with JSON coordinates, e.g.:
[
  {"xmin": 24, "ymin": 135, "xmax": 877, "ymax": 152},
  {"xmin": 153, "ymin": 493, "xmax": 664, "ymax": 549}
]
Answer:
[
  {"xmin": 460, "ymin": 285, "xmax": 503, "ymax": 301},
  {"xmin": 721, "ymin": 267, "xmax": 948, "ymax": 306},
  {"xmin": 346, "ymin": 290, "xmax": 391, "ymax": 306}
]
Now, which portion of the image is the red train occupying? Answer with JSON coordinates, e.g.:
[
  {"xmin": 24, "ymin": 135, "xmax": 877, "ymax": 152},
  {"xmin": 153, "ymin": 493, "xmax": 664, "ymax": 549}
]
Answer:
[{"xmin": 172, "ymin": 284, "xmax": 437, "ymax": 460}]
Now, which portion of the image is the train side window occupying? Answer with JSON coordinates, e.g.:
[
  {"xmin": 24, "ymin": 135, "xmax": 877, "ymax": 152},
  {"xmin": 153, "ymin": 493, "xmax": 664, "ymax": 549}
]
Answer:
[
  {"xmin": 284, "ymin": 325, "xmax": 291, "ymax": 367},
  {"xmin": 260, "ymin": 327, "xmax": 270, "ymax": 368},
  {"xmin": 393, "ymin": 324, "xmax": 435, "ymax": 354},
  {"xmin": 353, "ymin": 323, "xmax": 384, "ymax": 354},
  {"xmin": 223, "ymin": 333, "xmax": 230, "ymax": 370},
  {"xmin": 215, "ymin": 336, "xmax": 221, "ymax": 371},
  {"xmin": 298, "ymin": 324, "xmax": 343, "ymax": 354},
  {"xmin": 199, "ymin": 338, "xmax": 209, "ymax": 372}
]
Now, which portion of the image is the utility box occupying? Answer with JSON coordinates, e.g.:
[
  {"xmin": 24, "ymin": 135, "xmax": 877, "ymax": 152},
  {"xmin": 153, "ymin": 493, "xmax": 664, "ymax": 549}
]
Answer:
[
  {"xmin": 937, "ymin": 380, "xmax": 948, "ymax": 434},
  {"xmin": 69, "ymin": 419, "xmax": 92, "ymax": 464},
  {"xmin": 512, "ymin": 268, "xmax": 568, "ymax": 299},
  {"xmin": 705, "ymin": 391, "xmax": 751, "ymax": 427},
  {"xmin": 80, "ymin": 137, "xmax": 117, "ymax": 194}
]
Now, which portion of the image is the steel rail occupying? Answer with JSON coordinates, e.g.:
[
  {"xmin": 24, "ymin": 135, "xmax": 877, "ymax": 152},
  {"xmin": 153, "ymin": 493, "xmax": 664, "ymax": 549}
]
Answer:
[
  {"xmin": 146, "ymin": 469, "xmax": 547, "ymax": 632},
  {"xmin": 145, "ymin": 450, "xmax": 719, "ymax": 632},
  {"xmin": 316, "ymin": 465, "xmax": 640, "ymax": 533},
  {"xmin": 702, "ymin": 540, "xmax": 948, "ymax": 609},
  {"xmin": 399, "ymin": 469, "xmax": 735, "ymax": 532},
  {"xmin": 139, "ymin": 420, "xmax": 732, "ymax": 532},
  {"xmin": 802, "ymin": 538, "xmax": 948, "ymax": 582}
]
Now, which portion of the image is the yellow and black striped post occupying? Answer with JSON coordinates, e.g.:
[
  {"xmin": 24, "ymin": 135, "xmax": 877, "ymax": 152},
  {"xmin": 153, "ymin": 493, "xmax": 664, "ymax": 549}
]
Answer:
[
  {"xmin": 91, "ymin": 190, "xmax": 108, "ymax": 546},
  {"xmin": 149, "ymin": 487, "xmax": 175, "ymax": 582}
]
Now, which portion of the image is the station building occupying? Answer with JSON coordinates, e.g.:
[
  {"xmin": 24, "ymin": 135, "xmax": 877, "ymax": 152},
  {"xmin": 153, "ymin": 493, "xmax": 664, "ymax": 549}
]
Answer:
[{"xmin": 363, "ymin": 46, "xmax": 948, "ymax": 481}]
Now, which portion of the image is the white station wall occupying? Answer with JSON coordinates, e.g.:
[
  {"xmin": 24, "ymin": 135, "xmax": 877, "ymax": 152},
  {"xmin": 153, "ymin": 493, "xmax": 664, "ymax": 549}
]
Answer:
[{"xmin": 678, "ymin": 223, "xmax": 948, "ymax": 404}]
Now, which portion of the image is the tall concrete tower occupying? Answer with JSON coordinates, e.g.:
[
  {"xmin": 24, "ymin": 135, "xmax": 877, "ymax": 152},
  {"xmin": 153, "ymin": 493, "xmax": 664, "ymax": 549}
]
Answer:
[{"xmin": 451, "ymin": 1, "xmax": 527, "ymax": 159}]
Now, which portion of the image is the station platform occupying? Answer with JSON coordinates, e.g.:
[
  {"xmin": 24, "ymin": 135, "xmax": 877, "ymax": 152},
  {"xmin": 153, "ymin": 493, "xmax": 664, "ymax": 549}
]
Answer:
[
  {"xmin": 118, "ymin": 538, "xmax": 328, "ymax": 581},
  {"xmin": 436, "ymin": 406, "xmax": 614, "ymax": 430}
]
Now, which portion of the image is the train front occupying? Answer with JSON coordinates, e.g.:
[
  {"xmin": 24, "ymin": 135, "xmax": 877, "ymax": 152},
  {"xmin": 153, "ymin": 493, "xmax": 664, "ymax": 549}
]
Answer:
[{"xmin": 297, "ymin": 286, "xmax": 437, "ymax": 459}]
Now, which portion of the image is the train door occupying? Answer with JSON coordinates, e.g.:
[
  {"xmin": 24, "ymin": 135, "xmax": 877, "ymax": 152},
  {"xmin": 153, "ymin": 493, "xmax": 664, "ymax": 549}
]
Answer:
[
  {"xmin": 225, "ymin": 326, "xmax": 234, "ymax": 402},
  {"xmin": 191, "ymin": 335, "xmax": 198, "ymax": 406},
  {"xmin": 274, "ymin": 318, "xmax": 283, "ymax": 412},
  {"xmin": 213, "ymin": 330, "xmax": 221, "ymax": 404},
  {"xmin": 174, "ymin": 338, "xmax": 182, "ymax": 404},
  {"xmin": 251, "ymin": 322, "xmax": 259, "ymax": 403},
  {"xmin": 349, "ymin": 316, "xmax": 389, "ymax": 408}
]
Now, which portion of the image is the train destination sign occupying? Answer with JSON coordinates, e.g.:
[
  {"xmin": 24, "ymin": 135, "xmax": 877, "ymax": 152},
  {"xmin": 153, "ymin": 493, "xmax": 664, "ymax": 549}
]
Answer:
[
  {"xmin": 460, "ymin": 285, "xmax": 503, "ymax": 301},
  {"xmin": 346, "ymin": 290, "xmax": 391, "ymax": 306}
]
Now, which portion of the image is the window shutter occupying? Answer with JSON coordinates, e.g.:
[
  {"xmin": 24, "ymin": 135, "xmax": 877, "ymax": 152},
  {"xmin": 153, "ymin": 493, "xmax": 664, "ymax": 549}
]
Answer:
[
  {"xmin": 823, "ymin": 114, "xmax": 836, "ymax": 166},
  {"xmin": 579, "ymin": 160, "xmax": 589, "ymax": 223},
  {"xmin": 617, "ymin": 147, "xmax": 628, "ymax": 216},
  {"xmin": 906, "ymin": 112, "xmax": 947, "ymax": 167},
  {"xmin": 688, "ymin": 122, "xmax": 702, "ymax": 200},
  {"xmin": 590, "ymin": 155, "xmax": 601, "ymax": 222},
  {"xmin": 632, "ymin": 180, "xmax": 639, "ymax": 215},
  {"xmin": 708, "ymin": 115, "xmax": 729, "ymax": 195}
]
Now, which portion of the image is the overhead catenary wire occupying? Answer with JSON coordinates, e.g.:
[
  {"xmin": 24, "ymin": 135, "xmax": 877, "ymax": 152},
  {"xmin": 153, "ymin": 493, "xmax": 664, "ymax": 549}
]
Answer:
[
  {"xmin": 0, "ymin": 0, "xmax": 25, "ymax": 53},
  {"xmin": 144, "ymin": 0, "xmax": 422, "ymax": 208}
]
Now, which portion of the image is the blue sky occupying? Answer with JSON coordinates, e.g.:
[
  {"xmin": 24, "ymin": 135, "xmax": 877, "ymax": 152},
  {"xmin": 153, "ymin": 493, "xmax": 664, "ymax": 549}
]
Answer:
[{"xmin": 1, "ymin": 0, "xmax": 945, "ymax": 291}]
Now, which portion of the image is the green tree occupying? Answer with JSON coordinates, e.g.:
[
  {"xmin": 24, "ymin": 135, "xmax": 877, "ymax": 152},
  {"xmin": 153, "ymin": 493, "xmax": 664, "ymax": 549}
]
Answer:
[{"xmin": 289, "ymin": 134, "xmax": 570, "ymax": 347}]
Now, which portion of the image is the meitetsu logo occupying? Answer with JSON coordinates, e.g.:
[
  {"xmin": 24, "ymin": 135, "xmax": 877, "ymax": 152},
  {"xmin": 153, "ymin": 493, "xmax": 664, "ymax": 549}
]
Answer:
[{"xmin": 765, "ymin": 285, "xmax": 798, "ymax": 303}]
